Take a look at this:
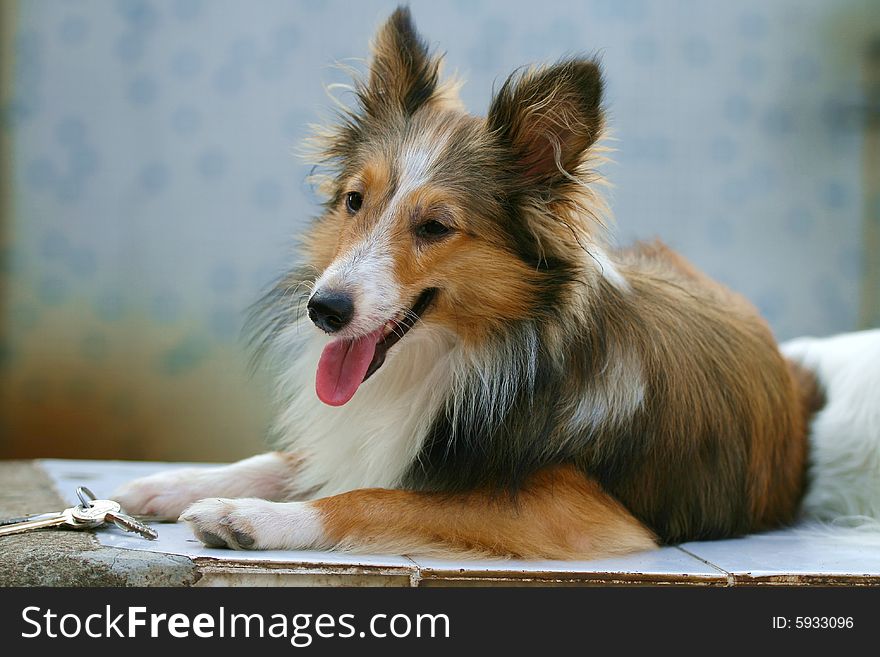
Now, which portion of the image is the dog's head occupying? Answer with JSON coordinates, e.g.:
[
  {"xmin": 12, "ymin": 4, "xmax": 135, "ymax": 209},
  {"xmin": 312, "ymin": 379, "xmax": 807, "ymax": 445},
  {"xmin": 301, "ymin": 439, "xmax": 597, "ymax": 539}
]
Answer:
[{"xmin": 302, "ymin": 7, "xmax": 608, "ymax": 405}]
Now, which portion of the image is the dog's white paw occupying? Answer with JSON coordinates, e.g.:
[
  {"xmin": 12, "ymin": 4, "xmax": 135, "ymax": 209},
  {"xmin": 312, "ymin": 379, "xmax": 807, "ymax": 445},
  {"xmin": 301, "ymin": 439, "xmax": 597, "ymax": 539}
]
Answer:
[
  {"xmin": 180, "ymin": 498, "xmax": 326, "ymax": 551},
  {"xmin": 112, "ymin": 468, "xmax": 222, "ymax": 520}
]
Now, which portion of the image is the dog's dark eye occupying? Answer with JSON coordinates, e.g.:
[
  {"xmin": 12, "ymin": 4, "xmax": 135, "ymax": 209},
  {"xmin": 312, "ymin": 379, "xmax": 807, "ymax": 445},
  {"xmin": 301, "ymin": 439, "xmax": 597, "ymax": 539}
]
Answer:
[
  {"xmin": 345, "ymin": 191, "xmax": 363, "ymax": 214},
  {"xmin": 415, "ymin": 220, "xmax": 452, "ymax": 240}
]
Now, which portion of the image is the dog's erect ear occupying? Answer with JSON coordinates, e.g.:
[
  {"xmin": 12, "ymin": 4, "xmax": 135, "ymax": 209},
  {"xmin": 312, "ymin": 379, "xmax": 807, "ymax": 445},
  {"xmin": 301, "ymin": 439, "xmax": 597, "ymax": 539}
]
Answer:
[
  {"xmin": 487, "ymin": 59, "xmax": 604, "ymax": 187},
  {"xmin": 362, "ymin": 7, "xmax": 441, "ymax": 117}
]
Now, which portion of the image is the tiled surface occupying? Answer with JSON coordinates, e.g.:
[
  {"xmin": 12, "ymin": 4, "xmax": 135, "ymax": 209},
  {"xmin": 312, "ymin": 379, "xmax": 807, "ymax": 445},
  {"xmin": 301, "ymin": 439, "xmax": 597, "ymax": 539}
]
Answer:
[
  {"xmin": 39, "ymin": 459, "xmax": 880, "ymax": 585},
  {"xmin": 417, "ymin": 547, "xmax": 721, "ymax": 576},
  {"xmin": 680, "ymin": 527, "xmax": 880, "ymax": 581},
  {"xmin": 415, "ymin": 547, "xmax": 728, "ymax": 584},
  {"xmin": 42, "ymin": 459, "xmax": 417, "ymax": 571}
]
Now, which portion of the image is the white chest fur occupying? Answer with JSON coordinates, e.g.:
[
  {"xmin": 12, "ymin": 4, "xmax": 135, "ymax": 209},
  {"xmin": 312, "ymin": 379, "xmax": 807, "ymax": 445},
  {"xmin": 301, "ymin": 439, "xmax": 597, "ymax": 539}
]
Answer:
[{"xmin": 272, "ymin": 325, "xmax": 456, "ymax": 498}]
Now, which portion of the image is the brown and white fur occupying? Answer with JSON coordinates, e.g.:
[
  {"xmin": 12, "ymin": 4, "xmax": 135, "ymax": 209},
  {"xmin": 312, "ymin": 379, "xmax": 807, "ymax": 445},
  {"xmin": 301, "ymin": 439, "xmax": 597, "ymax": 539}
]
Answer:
[{"xmin": 114, "ymin": 8, "xmax": 878, "ymax": 560}]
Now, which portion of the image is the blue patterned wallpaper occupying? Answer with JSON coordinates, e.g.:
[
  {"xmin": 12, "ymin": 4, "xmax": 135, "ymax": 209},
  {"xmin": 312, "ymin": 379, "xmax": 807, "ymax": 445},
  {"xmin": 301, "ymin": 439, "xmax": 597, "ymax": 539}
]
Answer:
[{"xmin": 0, "ymin": 0, "xmax": 872, "ymax": 458}]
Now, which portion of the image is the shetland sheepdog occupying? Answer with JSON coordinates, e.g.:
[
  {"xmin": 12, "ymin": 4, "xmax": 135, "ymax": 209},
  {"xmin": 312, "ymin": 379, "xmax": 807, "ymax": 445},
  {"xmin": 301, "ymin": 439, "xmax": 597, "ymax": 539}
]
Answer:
[{"xmin": 115, "ymin": 8, "xmax": 880, "ymax": 559}]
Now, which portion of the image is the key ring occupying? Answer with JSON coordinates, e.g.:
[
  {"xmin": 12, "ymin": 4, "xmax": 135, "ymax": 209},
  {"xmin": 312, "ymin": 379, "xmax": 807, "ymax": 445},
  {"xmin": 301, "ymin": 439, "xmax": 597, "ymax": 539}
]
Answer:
[{"xmin": 76, "ymin": 486, "xmax": 98, "ymax": 508}]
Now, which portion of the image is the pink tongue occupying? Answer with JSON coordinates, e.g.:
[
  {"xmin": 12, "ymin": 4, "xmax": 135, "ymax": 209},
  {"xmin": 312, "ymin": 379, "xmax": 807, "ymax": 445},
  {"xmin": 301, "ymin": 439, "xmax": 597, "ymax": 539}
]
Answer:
[{"xmin": 315, "ymin": 328, "xmax": 385, "ymax": 406}]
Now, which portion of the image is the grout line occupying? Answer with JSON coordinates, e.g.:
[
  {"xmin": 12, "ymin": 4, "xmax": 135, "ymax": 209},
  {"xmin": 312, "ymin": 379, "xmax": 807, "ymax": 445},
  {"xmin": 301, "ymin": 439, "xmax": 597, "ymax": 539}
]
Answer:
[
  {"xmin": 675, "ymin": 546, "xmax": 735, "ymax": 586},
  {"xmin": 403, "ymin": 555, "xmax": 422, "ymax": 587}
]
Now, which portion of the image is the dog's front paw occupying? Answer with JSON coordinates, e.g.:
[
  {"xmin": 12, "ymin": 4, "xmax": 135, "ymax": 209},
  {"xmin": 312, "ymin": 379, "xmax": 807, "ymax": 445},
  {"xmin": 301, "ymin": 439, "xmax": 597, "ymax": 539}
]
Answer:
[
  {"xmin": 180, "ymin": 498, "xmax": 326, "ymax": 551},
  {"xmin": 112, "ymin": 468, "xmax": 220, "ymax": 520}
]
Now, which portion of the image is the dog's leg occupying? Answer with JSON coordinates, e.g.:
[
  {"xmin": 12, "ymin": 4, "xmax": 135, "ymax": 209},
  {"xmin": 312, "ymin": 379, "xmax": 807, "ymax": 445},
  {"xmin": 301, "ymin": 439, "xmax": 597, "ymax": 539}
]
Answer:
[
  {"xmin": 112, "ymin": 452, "xmax": 304, "ymax": 520},
  {"xmin": 181, "ymin": 465, "xmax": 657, "ymax": 559}
]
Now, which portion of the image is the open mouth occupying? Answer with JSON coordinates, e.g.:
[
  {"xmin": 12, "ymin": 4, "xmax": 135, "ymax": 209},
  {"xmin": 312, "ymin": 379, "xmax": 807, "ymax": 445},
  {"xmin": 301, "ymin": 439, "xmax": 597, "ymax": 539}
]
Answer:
[{"xmin": 315, "ymin": 288, "xmax": 437, "ymax": 406}]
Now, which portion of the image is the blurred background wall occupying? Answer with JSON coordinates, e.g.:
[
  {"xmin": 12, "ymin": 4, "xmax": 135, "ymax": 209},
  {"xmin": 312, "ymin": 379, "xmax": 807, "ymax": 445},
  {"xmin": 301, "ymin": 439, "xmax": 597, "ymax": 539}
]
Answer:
[{"xmin": 1, "ymin": 0, "xmax": 878, "ymax": 461}]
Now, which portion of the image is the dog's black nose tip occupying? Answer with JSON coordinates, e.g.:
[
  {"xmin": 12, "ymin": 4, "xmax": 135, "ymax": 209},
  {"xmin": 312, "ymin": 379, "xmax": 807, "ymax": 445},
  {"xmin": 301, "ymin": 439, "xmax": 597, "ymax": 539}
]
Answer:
[{"xmin": 307, "ymin": 290, "xmax": 355, "ymax": 333}]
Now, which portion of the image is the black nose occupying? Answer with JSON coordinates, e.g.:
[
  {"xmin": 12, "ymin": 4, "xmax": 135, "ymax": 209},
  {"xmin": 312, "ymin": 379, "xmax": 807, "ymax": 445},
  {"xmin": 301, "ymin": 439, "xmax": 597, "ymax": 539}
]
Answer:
[{"xmin": 307, "ymin": 290, "xmax": 355, "ymax": 333}]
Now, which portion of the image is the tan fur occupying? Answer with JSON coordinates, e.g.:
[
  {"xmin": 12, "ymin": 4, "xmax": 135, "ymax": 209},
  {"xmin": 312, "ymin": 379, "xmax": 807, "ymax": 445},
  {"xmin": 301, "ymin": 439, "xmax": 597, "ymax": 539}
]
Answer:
[
  {"xmin": 590, "ymin": 241, "xmax": 809, "ymax": 536},
  {"xmin": 314, "ymin": 465, "xmax": 657, "ymax": 559}
]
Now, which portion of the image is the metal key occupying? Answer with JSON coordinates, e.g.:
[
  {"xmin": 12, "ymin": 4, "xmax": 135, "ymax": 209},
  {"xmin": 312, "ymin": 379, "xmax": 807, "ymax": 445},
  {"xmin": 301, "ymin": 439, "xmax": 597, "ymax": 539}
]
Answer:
[
  {"xmin": 0, "ymin": 507, "xmax": 98, "ymax": 537},
  {"xmin": 71, "ymin": 498, "xmax": 123, "ymax": 523},
  {"xmin": 75, "ymin": 487, "xmax": 158, "ymax": 540}
]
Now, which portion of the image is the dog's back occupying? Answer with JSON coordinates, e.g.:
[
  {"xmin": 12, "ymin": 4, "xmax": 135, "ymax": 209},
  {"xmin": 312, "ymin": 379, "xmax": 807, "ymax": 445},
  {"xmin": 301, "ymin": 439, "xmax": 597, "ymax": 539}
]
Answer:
[{"xmin": 566, "ymin": 241, "xmax": 812, "ymax": 543}]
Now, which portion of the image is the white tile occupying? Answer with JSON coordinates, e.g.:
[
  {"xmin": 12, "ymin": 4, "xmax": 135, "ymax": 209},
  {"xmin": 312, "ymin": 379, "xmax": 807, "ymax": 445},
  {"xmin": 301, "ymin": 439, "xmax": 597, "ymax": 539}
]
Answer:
[
  {"xmin": 98, "ymin": 521, "xmax": 418, "ymax": 569},
  {"xmin": 41, "ymin": 458, "xmax": 214, "ymax": 503},
  {"xmin": 103, "ymin": 520, "xmax": 418, "ymax": 569},
  {"xmin": 413, "ymin": 547, "xmax": 724, "ymax": 580},
  {"xmin": 680, "ymin": 524, "xmax": 880, "ymax": 578}
]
